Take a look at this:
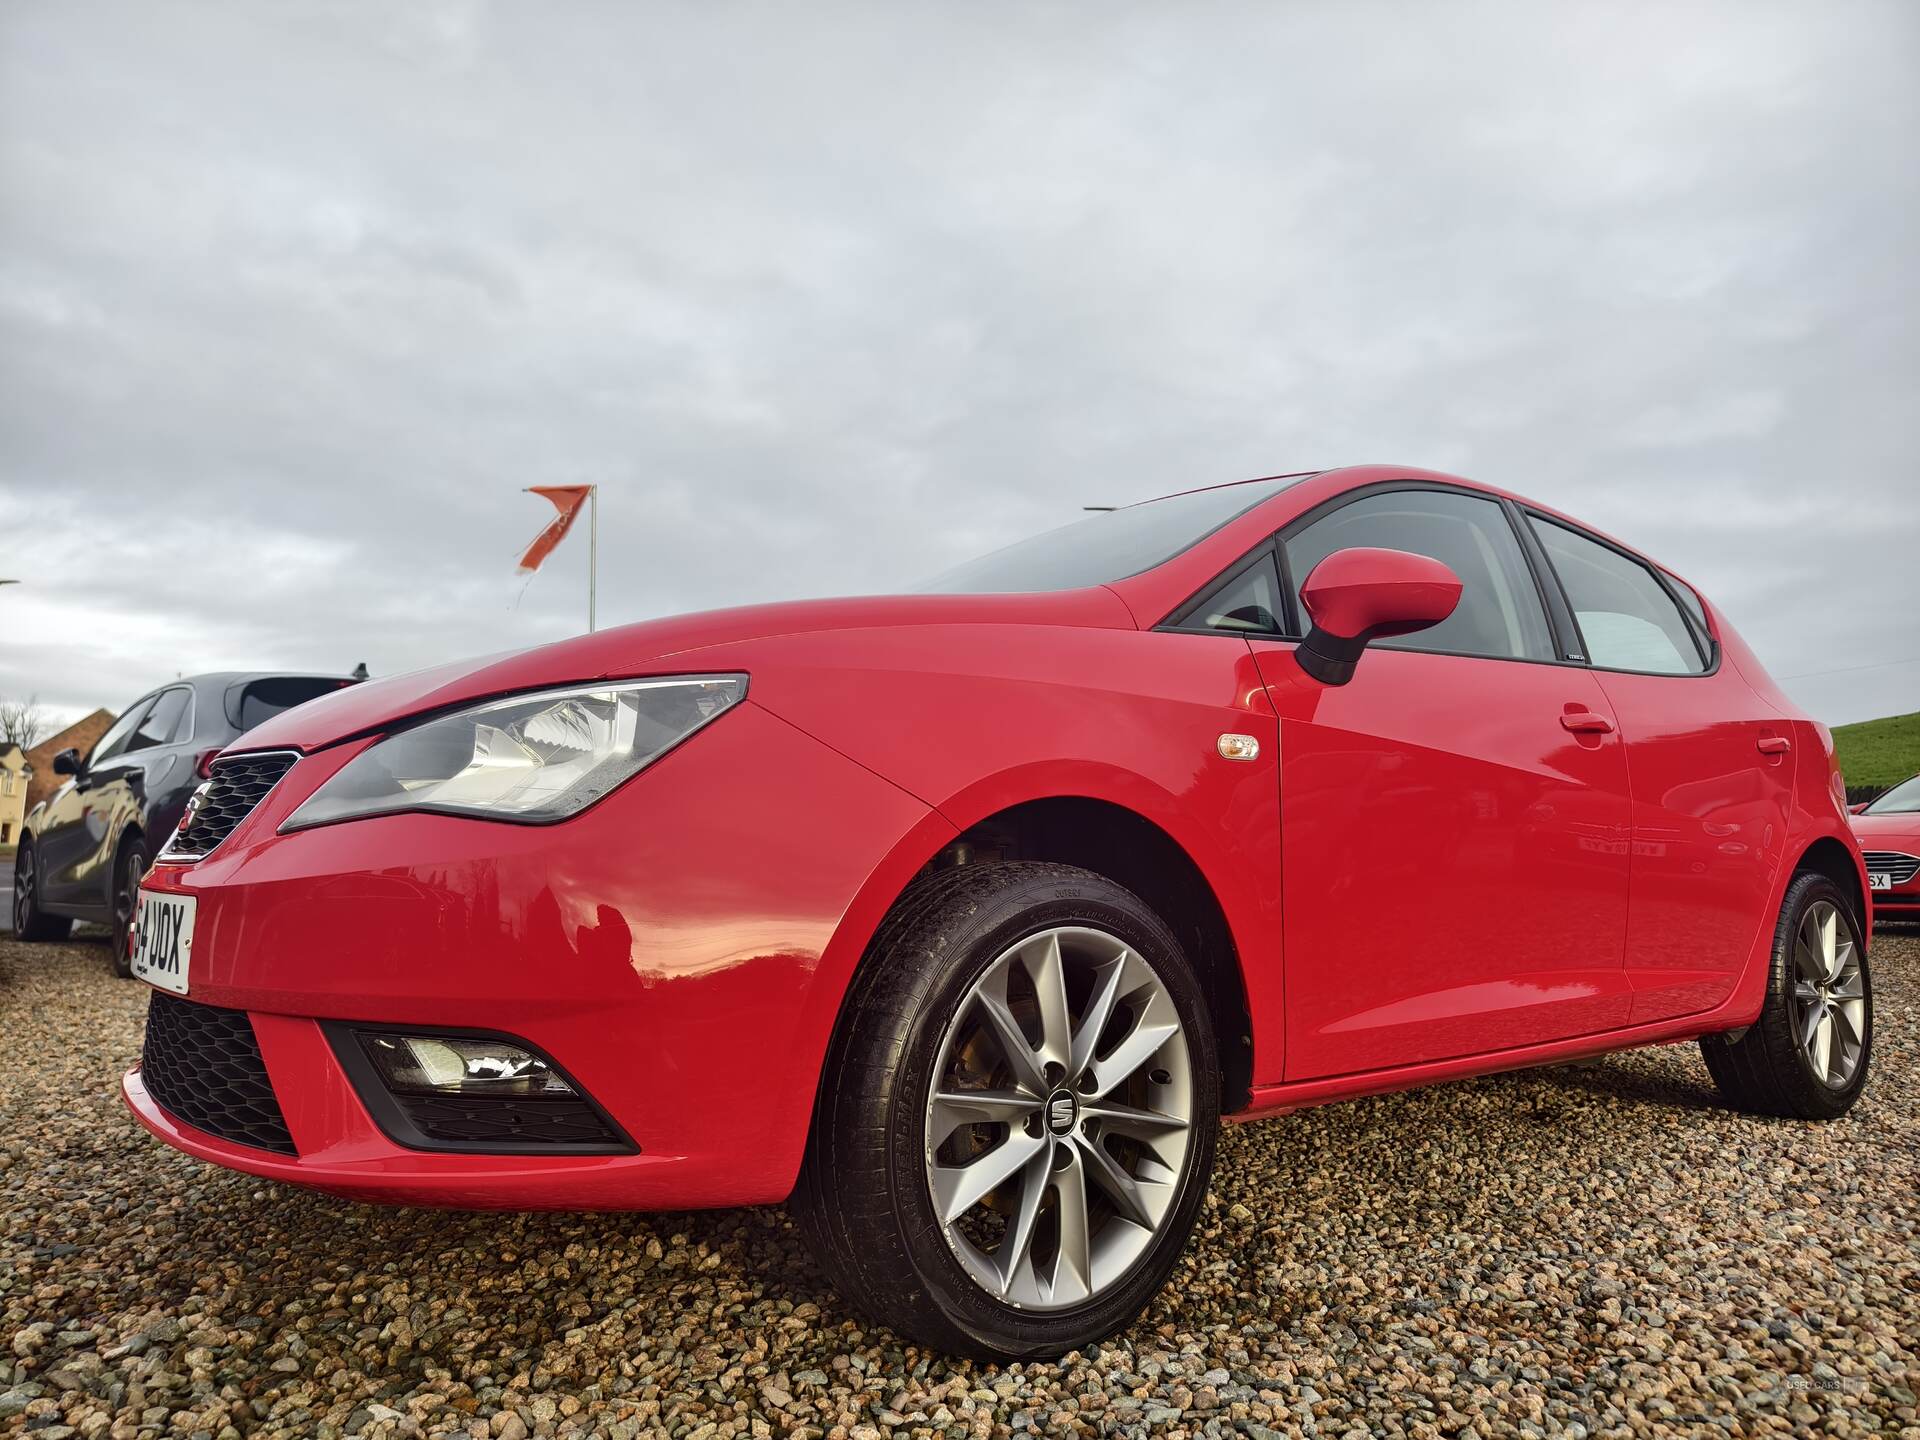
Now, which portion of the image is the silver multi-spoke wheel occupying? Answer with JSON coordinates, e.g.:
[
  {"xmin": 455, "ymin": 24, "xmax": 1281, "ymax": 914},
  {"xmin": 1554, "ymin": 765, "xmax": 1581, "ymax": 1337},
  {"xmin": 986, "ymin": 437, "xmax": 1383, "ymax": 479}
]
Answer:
[
  {"xmin": 925, "ymin": 925, "xmax": 1193, "ymax": 1311},
  {"xmin": 1790, "ymin": 899, "xmax": 1866, "ymax": 1089}
]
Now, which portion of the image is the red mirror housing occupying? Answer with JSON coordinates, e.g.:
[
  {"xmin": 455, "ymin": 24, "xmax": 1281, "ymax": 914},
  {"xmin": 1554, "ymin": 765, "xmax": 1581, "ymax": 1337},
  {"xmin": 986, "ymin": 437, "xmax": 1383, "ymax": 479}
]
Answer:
[{"xmin": 1296, "ymin": 546, "xmax": 1463, "ymax": 685}]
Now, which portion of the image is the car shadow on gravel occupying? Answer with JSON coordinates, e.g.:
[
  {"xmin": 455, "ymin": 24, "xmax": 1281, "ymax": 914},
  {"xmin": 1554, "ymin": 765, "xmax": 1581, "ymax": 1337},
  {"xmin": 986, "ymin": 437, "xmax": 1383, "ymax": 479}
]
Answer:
[{"xmin": 1536, "ymin": 1054, "xmax": 1727, "ymax": 1113}]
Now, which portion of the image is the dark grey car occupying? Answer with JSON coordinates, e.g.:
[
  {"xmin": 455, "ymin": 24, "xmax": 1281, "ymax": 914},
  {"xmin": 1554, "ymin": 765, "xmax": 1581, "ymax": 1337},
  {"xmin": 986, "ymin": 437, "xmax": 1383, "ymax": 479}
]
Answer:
[{"xmin": 12, "ymin": 672, "xmax": 356, "ymax": 970}]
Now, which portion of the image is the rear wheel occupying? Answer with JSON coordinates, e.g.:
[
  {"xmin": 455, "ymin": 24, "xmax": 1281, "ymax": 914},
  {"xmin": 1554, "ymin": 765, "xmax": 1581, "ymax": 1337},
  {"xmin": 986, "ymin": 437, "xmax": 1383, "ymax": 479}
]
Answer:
[
  {"xmin": 1701, "ymin": 871, "xmax": 1870, "ymax": 1120},
  {"xmin": 11, "ymin": 842, "xmax": 74, "ymax": 943},
  {"xmin": 109, "ymin": 837, "xmax": 150, "ymax": 978},
  {"xmin": 795, "ymin": 862, "xmax": 1219, "ymax": 1359}
]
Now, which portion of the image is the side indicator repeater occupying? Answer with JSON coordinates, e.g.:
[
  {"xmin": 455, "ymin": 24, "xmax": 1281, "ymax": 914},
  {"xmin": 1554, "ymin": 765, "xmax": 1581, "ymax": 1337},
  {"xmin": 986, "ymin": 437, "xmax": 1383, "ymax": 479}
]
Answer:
[{"xmin": 1216, "ymin": 734, "xmax": 1260, "ymax": 762}]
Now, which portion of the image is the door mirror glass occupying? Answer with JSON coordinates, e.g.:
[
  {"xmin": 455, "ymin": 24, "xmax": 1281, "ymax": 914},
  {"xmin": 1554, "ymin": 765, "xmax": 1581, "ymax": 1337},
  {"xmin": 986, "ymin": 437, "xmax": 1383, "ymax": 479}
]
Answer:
[
  {"xmin": 1297, "ymin": 547, "xmax": 1462, "ymax": 684},
  {"xmin": 52, "ymin": 748, "xmax": 82, "ymax": 776}
]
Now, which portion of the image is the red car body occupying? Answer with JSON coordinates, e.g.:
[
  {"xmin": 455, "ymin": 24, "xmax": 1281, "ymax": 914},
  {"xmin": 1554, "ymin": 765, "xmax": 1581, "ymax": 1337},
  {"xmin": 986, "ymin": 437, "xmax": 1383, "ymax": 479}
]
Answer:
[
  {"xmin": 123, "ymin": 464, "xmax": 1870, "ymax": 1211},
  {"xmin": 1852, "ymin": 779, "xmax": 1920, "ymax": 922}
]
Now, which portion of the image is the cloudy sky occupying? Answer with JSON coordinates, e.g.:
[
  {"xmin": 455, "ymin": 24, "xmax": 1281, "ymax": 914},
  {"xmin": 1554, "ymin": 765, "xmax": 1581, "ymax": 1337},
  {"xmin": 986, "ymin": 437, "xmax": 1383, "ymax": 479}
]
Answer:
[{"xmin": 2, "ymin": 0, "xmax": 1916, "ymax": 732}]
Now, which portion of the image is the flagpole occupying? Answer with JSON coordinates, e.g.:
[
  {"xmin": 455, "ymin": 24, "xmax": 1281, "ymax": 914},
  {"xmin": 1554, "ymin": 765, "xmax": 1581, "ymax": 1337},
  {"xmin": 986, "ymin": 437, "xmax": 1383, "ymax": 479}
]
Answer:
[{"xmin": 588, "ymin": 486, "xmax": 598, "ymax": 633}]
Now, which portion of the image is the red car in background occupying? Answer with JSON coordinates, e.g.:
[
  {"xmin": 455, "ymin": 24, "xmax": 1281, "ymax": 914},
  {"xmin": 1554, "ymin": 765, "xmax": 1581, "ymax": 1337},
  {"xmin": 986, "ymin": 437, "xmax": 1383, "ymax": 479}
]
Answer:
[
  {"xmin": 1853, "ymin": 773, "xmax": 1920, "ymax": 922},
  {"xmin": 121, "ymin": 464, "xmax": 1872, "ymax": 1358}
]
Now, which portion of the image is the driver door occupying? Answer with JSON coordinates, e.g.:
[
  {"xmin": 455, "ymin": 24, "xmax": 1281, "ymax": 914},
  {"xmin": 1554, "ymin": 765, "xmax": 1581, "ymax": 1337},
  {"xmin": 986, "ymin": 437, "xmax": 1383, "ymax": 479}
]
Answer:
[
  {"xmin": 1245, "ymin": 486, "xmax": 1635, "ymax": 1079},
  {"xmin": 39, "ymin": 696, "xmax": 152, "ymax": 907}
]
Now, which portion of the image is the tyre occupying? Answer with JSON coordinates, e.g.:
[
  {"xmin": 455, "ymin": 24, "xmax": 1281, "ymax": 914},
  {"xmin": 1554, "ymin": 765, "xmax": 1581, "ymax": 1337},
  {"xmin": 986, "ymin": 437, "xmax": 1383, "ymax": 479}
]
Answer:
[
  {"xmin": 795, "ymin": 861, "xmax": 1220, "ymax": 1359},
  {"xmin": 11, "ymin": 842, "xmax": 74, "ymax": 943},
  {"xmin": 109, "ymin": 836, "xmax": 150, "ymax": 978},
  {"xmin": 1701, "ymin": 871, "xmax": 1870, "ymax": 1120}
]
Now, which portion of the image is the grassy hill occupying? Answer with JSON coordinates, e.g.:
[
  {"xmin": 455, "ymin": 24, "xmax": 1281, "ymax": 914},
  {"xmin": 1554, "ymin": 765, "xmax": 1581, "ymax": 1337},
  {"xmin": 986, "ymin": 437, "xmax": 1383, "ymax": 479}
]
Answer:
[{"xmin": 1832, "ymin": 710, "xmax": 1920, "ymax": 796}]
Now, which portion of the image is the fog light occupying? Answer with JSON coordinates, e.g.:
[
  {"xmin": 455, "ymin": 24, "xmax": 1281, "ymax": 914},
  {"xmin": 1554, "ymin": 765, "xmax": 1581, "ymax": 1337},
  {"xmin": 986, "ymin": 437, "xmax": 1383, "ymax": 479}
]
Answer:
[
  {"xmin": 356, "ymin": 1032, "xmax": 577, "ymax": 1098},
  {"xmin": 326, "ymin": 1023, "xmax": 634, "ymax": 1154}
]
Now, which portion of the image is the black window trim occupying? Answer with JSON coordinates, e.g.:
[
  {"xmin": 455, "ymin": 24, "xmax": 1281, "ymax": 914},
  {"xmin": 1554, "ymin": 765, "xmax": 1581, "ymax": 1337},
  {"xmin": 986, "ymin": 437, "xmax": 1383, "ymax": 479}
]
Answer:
[
  {"xmin": 1160, "ymin": 541, "xmax": 1291, "ymax": 638},
  {"xmin": 1156, "ymin": 478, "xmax": 1591, "ymax": 672},
  {"xmin": 1520, "ymin": 507, "xmax": 1720, "ymax": 679}
]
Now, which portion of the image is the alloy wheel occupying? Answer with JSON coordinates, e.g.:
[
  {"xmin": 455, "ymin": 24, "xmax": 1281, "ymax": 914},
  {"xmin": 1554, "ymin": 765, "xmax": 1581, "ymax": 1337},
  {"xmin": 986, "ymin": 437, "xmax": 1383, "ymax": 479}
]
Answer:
[
  {"xmin": 924, "ymin": 925, "xmax": 1193, "ymax": 1311},
  {"xmin": 1790, "ymin": 899, "xmax": 1866, "ymax": 1089},
  {"xmin": 12, "ymin": 850, "xmax": 29, "ymax": 932}
]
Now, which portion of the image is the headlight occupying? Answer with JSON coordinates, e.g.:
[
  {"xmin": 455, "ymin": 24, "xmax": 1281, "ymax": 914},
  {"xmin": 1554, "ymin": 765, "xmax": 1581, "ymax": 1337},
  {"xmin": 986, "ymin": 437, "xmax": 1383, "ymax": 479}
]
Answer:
[{"xmin": 282, "ymin": 674, "xmax": 747, "ymax": 830}]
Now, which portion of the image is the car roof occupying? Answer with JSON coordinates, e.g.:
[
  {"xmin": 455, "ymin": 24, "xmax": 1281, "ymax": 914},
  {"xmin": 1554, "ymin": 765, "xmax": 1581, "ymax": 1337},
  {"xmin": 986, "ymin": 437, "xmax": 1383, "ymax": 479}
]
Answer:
[{"xmin": 1106, "ymin": 463, "xmax": 1708, "ymax": 629}]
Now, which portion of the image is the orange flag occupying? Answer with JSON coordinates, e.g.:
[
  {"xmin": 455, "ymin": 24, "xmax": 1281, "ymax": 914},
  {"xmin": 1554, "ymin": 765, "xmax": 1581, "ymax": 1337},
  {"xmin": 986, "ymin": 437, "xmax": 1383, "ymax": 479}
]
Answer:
[{"xmin": 517, "ymin": 485, "xmax": 593, "ymax": 574}]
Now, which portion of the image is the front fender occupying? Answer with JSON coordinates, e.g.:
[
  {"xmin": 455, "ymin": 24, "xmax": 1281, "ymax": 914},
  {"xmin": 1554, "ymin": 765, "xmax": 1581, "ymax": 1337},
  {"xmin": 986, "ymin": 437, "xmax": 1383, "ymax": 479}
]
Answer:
[{"xmin": 738, "ymin": 623, "xmax": 1286, "ymax": 1092}]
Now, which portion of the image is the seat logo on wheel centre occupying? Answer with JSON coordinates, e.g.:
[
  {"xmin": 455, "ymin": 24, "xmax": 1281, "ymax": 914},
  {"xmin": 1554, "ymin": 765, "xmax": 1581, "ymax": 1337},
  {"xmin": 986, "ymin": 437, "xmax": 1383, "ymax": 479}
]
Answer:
[{"xmin": 1047, "ymin": 1092, "xmax": 1076, "ymax": 1134}]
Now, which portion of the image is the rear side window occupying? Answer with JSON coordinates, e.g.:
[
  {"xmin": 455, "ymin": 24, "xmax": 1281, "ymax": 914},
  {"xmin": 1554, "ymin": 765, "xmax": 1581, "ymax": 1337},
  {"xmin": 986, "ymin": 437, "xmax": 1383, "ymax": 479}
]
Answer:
[
  {"xmin": 231, "ymin": 677, "xmax": 350, "ymax": 733},
  {"xmin": 1283, "ymin": 489, "xmax": 1554, "ymax": 661},
  {"xmin": 128, "ymin": 687, "xmax": 192, "ymax": 750},
  {"xmin": 1529, "ymin": 518, "xmax": 1706, "ymax": 674},
  {"xmin": 89, "ymin": 698, "xmax": 155, "ymax": 765}
]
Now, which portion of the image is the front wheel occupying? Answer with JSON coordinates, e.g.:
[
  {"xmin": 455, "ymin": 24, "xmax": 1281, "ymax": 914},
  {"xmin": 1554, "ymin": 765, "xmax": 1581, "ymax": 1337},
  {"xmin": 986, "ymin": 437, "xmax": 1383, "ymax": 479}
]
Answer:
[
  {"xmin": 1701, "ymin": 871, "xmax": 1871, "ymax": 1120},
  {"xmin": 11, "ymin": 842, "xmax": 74, "ymax": 943},
  {"xmin": 794, "ymin": 862, "xmax": 1219, "ymax": 1359}
]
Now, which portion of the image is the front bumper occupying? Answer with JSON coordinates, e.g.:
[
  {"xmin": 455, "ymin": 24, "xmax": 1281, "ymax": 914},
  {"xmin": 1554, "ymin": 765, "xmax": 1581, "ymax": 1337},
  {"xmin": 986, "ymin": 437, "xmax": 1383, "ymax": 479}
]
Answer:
[{"xmin": 122, "ymin": 699, "xmax": 938, "ymax": 1210}]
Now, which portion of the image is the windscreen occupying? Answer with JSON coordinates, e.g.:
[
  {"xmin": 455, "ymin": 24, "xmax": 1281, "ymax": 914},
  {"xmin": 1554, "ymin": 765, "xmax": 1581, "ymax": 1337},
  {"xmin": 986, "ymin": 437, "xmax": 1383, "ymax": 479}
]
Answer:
[
  {"xmin": 920, "ymin": 474, "xmax": 1313, "ymax": 594},
  {"xmin": 1866, "ymin": 774, "xmax": 1920, "ymax": 814},
  {"xmin": 230, "ymin": 677, "xmax": 353, "ymax": 734}
]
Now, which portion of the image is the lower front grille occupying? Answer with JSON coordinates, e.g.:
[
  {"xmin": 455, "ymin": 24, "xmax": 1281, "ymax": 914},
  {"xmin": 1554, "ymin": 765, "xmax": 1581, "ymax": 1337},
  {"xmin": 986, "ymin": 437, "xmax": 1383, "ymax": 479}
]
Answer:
[
  {"xmin": 141, "ymin": 993, "xmax": 296, "ymax": 1155},
  {"xmin": 388, "ymin": 1093, "xmax": 625, "ymax": 1148}
]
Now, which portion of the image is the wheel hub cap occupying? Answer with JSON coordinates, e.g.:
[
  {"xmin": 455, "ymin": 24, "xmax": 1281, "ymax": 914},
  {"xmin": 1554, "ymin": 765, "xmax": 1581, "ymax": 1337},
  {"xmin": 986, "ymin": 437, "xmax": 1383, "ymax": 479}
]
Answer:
[
  {"xmin": 1044, "ymin": 1089, "xmax": 1078, "ymax": 1136},
  {"xmin": 924, "ymin": 925, "xmax": 1193, "ymax": 1312}
]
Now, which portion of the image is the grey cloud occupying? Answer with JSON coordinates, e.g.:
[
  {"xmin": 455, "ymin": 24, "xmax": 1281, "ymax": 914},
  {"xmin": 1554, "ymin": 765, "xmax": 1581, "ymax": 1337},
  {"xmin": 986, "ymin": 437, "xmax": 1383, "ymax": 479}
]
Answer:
[{"xmin": 2, "ymin": 0, "xmax": 1916, "ymax": 726}]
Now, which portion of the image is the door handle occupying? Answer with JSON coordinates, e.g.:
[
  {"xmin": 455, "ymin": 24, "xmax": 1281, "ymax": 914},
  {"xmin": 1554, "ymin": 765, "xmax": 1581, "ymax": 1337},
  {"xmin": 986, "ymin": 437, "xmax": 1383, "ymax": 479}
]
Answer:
[
  {"xmin": 1757, "ymin": 734, "xmax": 1791, "ymax": 755},
  {"xmin": 1560, "ymin": 710, "xmax": 1615, "ymax": 735}
]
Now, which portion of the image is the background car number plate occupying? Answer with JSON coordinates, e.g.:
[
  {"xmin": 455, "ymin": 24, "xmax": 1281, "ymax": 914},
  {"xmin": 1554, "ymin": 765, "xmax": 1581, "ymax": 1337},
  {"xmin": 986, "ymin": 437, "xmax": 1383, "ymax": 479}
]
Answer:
[
  {"xmin": 131, "ymin": 890, "xmax": 196, "ymax": 994},
  {"xmin": 1868, "ymin": 872, "xmax": 1892, "ymax": 891}
]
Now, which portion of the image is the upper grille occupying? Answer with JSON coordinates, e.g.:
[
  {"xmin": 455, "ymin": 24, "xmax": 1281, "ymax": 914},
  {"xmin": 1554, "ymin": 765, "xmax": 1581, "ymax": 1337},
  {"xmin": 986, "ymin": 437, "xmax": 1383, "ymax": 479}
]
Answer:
[
  {"xmin": 162, "ymin": 750, "xmax": 299, "ymax": 860},
  {"xmin": 140, "ymin": 993, "xmax": 296, "ymax": 1155},
  {"xmin": 1863, "ymin": 851, "xmax": 1920, "ymax": 885}
]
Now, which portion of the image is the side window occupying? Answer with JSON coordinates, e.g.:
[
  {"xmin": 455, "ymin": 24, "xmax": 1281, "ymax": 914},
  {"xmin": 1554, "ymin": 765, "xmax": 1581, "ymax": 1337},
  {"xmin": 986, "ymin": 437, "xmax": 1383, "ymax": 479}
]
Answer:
[
  {"xmin": 1530, "ymin": 519, "xmax": 1705, "ymax": 674},
  {"xmin": 89, "ymin": 699, "xmax": 156, "ymax": 765},
  {"xmin": 128, "ymin": 687, "xmax": 192, "ymax": 751},
  {"xmin": 1179, "ymin": 551, "xmax": 1286, "ymax": 635},
  {"xmin": 1283, "ymin": 489, "xmax": 1554, "ymax": 661},
  {"xmin": 1666, "ymin": 573, "xmax": 1712, "ymax": 648}
]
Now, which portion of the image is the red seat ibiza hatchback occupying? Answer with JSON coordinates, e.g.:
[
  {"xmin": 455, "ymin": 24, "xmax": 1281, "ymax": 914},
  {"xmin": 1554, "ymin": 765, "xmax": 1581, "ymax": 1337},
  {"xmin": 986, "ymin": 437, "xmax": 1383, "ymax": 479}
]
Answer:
[{"xmin": 124, "ymin": 465, "xmax": 1873, "ymax": 1357}]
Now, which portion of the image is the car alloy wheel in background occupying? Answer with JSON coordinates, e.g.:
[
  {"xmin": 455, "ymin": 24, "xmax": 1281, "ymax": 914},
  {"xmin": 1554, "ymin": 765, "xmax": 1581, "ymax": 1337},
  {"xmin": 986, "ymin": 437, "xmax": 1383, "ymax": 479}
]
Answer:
[{"xmin": 110, "ymin": 838, "xmax": 149, "ymax": 979}]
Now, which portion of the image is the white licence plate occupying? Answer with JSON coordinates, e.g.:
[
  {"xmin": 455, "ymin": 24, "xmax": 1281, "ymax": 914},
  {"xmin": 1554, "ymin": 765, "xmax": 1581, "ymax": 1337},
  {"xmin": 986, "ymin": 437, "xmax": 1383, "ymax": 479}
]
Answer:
[
  {"xmin": 131, "ymin": 890, "xmax": 196, "ymax": 994},
  {"xmin": 1869, "ymin": 872, "xmax": 1892, "ymax": 892}
]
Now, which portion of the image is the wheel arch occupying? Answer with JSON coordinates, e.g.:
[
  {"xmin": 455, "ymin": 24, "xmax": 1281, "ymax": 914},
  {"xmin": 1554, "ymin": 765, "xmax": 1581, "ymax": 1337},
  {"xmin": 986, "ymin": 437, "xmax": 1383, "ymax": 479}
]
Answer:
[
  {"xmin": 811, "ymin": 785, "xmax": 1260, "ymax": 1123},
  {"xmin": 1793, "ymin": 834, "xmax": 1869, "ymax": 943}
]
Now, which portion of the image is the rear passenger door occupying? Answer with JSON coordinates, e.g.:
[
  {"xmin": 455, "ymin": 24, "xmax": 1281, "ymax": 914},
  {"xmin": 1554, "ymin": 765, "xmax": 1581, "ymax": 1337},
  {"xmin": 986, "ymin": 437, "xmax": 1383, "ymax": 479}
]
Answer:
[
  {"xmin": 1238, "ymin": 486, "xmax": 1637, "ymax": 1079},
  {"xmin": 1524, "ymin": 516, "xmax": 1795, "ymax": 1024}
]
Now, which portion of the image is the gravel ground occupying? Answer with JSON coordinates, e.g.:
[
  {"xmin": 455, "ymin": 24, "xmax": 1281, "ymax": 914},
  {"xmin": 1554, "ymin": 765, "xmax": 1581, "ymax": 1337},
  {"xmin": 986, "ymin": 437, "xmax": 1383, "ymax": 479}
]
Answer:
[{"xmin": 2, "ymin": 932, "xmax": 1916, "ymax": 1440}]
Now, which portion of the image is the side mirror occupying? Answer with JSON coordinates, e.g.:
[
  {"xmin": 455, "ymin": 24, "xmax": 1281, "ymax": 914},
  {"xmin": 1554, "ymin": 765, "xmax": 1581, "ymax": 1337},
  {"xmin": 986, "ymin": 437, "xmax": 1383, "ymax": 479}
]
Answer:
[
  {"xmin": 52, "ymin": 748, "xmax": 82, "ymax": 776},
  {"xmin": 1848, "ymin": 801, "xmax": 1870, "ymax": 815},
  {"xmin": 1297, "ymin": 547, "xmax": 1463, "ymax": 685}
]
